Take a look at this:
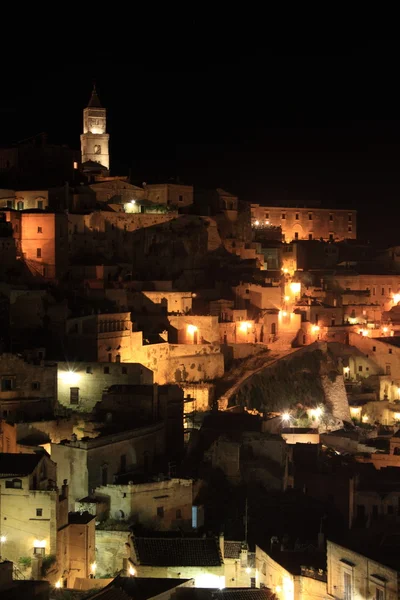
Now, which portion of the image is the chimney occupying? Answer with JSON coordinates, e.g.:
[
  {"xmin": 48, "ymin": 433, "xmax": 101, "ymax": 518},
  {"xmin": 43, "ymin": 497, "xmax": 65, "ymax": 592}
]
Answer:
[
  {"xmin": 61, "ymin": 479, "xmax": 69, "ymax": 500},
  {"xmin": 219, "ymin": 532, "xmax": 225, "ymax": 560},
  {"xmin": 240, "ymin": 543, "xmax": 248, "ymax": 567}
]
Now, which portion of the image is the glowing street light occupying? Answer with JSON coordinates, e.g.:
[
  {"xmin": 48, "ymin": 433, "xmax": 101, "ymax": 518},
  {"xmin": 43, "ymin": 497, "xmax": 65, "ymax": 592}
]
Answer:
[
  {"xmin": 245, "ymin": 567, "xmax": 251, "ymax": 574},
  {"xmin": 129, "ymin": 565, "xmax": 136, "ymax": 576},
  {"xmin": 55, "ymin": 580, "xmax": 62, "ymax": 589},
  {"xmin": 0, "ymin": 535, "xmax": 6, "ymax": 543},
  {"xmin": 284, "ymin": 296, "xmax": 290, "ymax": 302},
  {"xmin": 254, "ymin": 220, "xmax": 259, "ymax": 226},
  {"xmin": 130, "ymin": 200, "xmax": 136, "ymax": 204},
  {"xmin": 60, "ymin": 370, "xmax": 80, "ymax": 385},
  {"xmin": 311, "ymin": 325, "xmax": 320, "ymax": 333},
  {"xmin": 187, "ymin": 324, "xmax": 198, "ymax": 335},
  {"xmin": 91, "ymin": 562, "xmax": 97, "ymax": 575},
  {"xmin": 290, "ymin": 282, "xmax": 301, "ymax": 294},
  {"xmin": 282, "ymin": 412, "xmax": 291, "ymax": 423},
  {"xmin": 362, "ymin": 415, "xmax": 369, "ymax": 423},
  {"xmin": 239, "ymin": 322, "xmax": 251, "ymax": 333},
  {"xmin": 393, "ymin": 293, "xmax": 400, "ymax": 305},
  {"xmin": 382, "ymin": 326, "xmax": 389, "ymax": 334}
]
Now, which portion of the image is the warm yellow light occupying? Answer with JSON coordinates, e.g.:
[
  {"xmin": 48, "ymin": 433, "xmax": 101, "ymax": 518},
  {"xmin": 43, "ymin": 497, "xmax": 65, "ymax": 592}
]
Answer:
[
  {"xmin": 91, "ymin": 562, "xmax": 97, "ymax": 574},
  {"xmin": 187, "ymin": 324, "xmax": 198, "ymax": 334},
  {"xmin": 129, "ymin": 565, "xmax": 136, "ymax": 576},
  {"xmin": 290, "ymin": 282, "xmax": 301, "ymax": 294},
  {"xmin": 343, "ymin": 366, "xmax": 350, "ymax": 374},
  {"xmin": 245, "ymin": 567, "xmax": 251, "ymax": 574},
  {"xmin": 73, "ymin": 161, "xmax": 78, "ymax": 169},
  {"xmin": 362, "ymin": 414, "xmax": 369, "ymax": 423},
  {"xmin": 311, "ymin": 325, "xmax": 320, "ymax": 333},
  {"xmin": 55, "ymin": 580, "xmax": 62, "ymax": 589},
  {"xmin": 309, "ymin": 406, "xmax": 323, "ymax": 419},
  {"xmin": 282, "ymin": 412, "xmax": 291, "ymax": 422},
  {"xmin": 265, "ymin": 220, "xmax": 269, "ymax": 225},
  {"xmin": 382, "ymin": 326, "xmax": 389, "ymax": 333},
  {"xmin": 239, "ymin": 321, "xmax": 251, "ymax": 332},
  {"xmin": 34, "ymin": 539, "xmax": 46, "ymax": 548},
  {"xmin": 284, "ymin": 296, "xmax": 290, "ymax": 302},
  {"xmin": 0, "ymin": 535, "xmax": 6, "ymax": 543},
  {"xmin": 276, "ymin": 586, "xmax": 282, "ymax": 593},
  {"xmin": 282, "ymin": 268, "xmax": 289, "ymax": 274},
  {"xmin": 393, "ymin": 293, "xmax": 400, "ymax": 304},
  {"xmin": 394, "ymin": 413, "xmax": 400, "ymax": 421},
  {"xmin": 281, "ymin": 311, "xmax": 287, "ymax": 317},
  {"xmin": 60, "ymin": 370, "xmax": 80, "ymax": 385},
  {"xmin": 254, "ymin": 220, "xmax": 259, "ymax": 226},
  {"xmin": 348, "ymin": 317, "xmax": 358, "ymax": 325},
  {"xmin": 358, "ymin": 328, "xmax": 368, "ymax": 337},
  {"xmin": 350, "ymin": 407, "xmax": 360, "ymax": 417},
  {"xmin": 130, "ymin": 200, "xmax": 136, "ymax": 204}
]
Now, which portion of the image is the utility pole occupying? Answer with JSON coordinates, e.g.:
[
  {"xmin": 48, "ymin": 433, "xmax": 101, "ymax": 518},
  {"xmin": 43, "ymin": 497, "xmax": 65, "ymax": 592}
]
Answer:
[{"xmin": 244, "ymin": 497, "xmax": 248, "ymax": 544}]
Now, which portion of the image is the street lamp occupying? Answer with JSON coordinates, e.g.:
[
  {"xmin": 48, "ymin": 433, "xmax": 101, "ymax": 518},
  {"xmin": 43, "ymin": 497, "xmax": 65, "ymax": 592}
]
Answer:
[{"xmin": 0, "ymin": 535, "xmax": 6, "ymax": 559}]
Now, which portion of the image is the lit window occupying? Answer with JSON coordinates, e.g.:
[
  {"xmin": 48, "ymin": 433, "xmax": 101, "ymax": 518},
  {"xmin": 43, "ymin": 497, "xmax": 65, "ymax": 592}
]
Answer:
[
  {"xmin": 34, "ymin": 547, "xmax": 45, "ymax": 556},
  {"xmin": 73, "ymin": 161, "xmax": 78, "ymax": 169}
]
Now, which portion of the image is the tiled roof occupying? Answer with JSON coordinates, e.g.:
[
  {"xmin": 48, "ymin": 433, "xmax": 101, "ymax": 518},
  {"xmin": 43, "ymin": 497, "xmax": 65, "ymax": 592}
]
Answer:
[
  {"xmin": 133, "ymin": 537, "xmax": 223, "ymax": 567},
  {"xmin": 88, "ymin": 577, "xmax": 192, "ymax": 600},
  {"xmin": 224, "ymin": 541, "xmax": 242, "ymax": 559},
  {"xmin": 0, "ymin": 452, "xmax": 43, "ymax": 476},
  {"xmin": 87, "ymin": 587, "xmax": 131, "ymax": 600}
]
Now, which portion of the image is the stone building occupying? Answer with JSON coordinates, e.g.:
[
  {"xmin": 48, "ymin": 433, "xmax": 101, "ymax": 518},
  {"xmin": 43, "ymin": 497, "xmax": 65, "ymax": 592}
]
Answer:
[
  {"xmin": 129, "ymin": 535, "xmax": 225, "ymax": 588},
  {"xmin": 65, "ymin": 312, "xmax": 143, "ymax": 363},
  {"xmin": 51, "ymin": 422, "xmax": 165, "ymax": 506},
  {"xmin": 327, "ymin": 537, "xmax": 400, "ymax": 600},
  {"xmin": 81, "ymin": 87, "xmax": 109, "ymax": 171},
  {"xmin": 94, "ymin": 478, "xmax": 193, "ymax": 530},
  {"xmin": 250, "ymin": 205, "xmax": 357, "ymax": 241},
  {"xmin": 256, "ymin": 544, "xmax": 326, "ymax": 600},
  {"xmin": 0, "ymin": 189, "xmax": 49, "ymax": 211},
  {"xmin": 0, "ymin": 353, "xmax": 57, "ymax": 420},
  {"xmin": 57, "ymin": 361, "xmax": 153, "ymax": 412},
  {"xmin": 144, "ymin": 182, "xmax": 194, "ymax": 208},
  {"xmin": 324, "ymin": 272, "xmax": 400, "ymax": 313},
  {"xmin": 0, "ymin": 419, "xmax": 17, "ymax": 452}
]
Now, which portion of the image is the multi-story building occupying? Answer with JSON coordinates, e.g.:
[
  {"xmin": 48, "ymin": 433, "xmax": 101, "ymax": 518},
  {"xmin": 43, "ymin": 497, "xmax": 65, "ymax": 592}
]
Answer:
[
  {"xmin": 327, "ymin": 537, "xmax": 400, "ymax": 600},
  {"xmin": 251, "ymin": 205, "xmax": 357, "ymax": 242},
  {"xmin": 80, "ymin": 86, "xmax": 110, "ymax": 171}
]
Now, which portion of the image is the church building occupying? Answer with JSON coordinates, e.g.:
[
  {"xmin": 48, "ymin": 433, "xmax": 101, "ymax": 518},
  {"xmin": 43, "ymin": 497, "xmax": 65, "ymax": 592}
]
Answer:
[{"xmin": 80, "ymin": 86, "xmax": 110, "ymax": 173}]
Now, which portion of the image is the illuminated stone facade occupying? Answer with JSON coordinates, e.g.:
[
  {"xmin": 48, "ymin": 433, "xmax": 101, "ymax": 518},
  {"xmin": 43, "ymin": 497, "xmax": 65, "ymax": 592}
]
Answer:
[
  {"xmin": 251, "ymin": 205, "xmax": 357, "ymax": 242},
  {"xmin": 80, "ymin": 87, "xmax": 109, "ymax": 170}
]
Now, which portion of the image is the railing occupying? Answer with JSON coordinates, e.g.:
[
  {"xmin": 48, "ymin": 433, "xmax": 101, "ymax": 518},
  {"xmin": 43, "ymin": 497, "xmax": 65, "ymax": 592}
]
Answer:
[{"xmin": 301, "ymin": 566, "xmax": 327, "ymax": 582}]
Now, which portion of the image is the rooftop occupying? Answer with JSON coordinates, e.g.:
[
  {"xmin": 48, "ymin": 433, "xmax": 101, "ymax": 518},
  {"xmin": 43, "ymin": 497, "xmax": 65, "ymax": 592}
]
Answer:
[
  {"xmin": 133, "ymin": 536, "xmax": 223, "ymax": 567},
  {"xmin": 89, "ymin": 577, "xmax": 192, "ymax": 600},
  {"xmin": 329, "ymin": 529, "xmax": 400, "ymax": 572},
  {"xmin": 0, "ymin": 452, "xmax": 44, "ymax": 477}
]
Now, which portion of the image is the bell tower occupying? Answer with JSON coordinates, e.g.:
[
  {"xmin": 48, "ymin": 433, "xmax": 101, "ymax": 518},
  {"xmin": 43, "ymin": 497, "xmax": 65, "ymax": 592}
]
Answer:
[{"xmin": 80, "ymin": 86, "xmax": 110, "ymax": 170}]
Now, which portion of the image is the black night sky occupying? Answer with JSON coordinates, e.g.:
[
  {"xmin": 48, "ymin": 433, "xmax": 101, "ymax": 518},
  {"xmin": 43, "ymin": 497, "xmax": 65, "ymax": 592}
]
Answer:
[{"xmin": 2, "ymin": 40, "xmax": 400, "ymax": 243}]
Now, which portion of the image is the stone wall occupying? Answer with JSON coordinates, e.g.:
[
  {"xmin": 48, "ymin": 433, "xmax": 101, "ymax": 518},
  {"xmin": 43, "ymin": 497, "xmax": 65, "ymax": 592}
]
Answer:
[
  {"xmin": 321, "ymin": 374, "xmax": 351, "ymax": 423},
  {"xmin": 95, "ymin": 530, "xmax": 131, "ymax": 577}
]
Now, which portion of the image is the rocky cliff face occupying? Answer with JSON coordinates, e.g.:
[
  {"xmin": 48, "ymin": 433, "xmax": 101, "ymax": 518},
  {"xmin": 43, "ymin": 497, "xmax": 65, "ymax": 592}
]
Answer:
[{"xmin": 321, "ymin": 374, "xmax": 351, "ymax": 423}]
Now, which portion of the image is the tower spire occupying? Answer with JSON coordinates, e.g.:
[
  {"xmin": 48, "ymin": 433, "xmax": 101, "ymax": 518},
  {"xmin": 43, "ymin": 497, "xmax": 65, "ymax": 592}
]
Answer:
[{"xmin": 88, "ymin": 84, "xmax": 102, "ymax": 108}]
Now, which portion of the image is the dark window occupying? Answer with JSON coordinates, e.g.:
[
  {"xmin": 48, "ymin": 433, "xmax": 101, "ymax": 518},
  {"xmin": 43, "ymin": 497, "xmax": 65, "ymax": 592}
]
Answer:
[
  {"xmin": 7, "ymin": 200, "xmax": 12, "ymax": 208},
  {"xmin": 265, "ymin": 212, "xmax": 269, "ymax": 219},
  {"xmin": 157, "ymin": 506, "xmax": 164, "ymax": 518},
  {"xmin": 281, "ymin": 213, "xmax": 286, "ymax": 220},
  {"xmin": 309, "ymin": 213, "xmax": 313, "ymax": 220},
  {"xmin": 376, "ymin": 590, "xmax": 384, "ymax": 600},
  {"xmin": 329, "ymin": 214, "xmax": 333, "ymax": 221},
  {"xmin": 120, "ymin": 454, "xmax": 127, "ymax": 473},
  {"xmin": 86, "ymin": 366, "xmax": 92, "ymax": 374},
  {"xmin": 101, "ymin": 465, "xmax": 108, "ymax": 486},
  {"xmin": 31, "ymin": 382, "xmax": 40, "ymax": 391},
  {"xmin": 348, "ymin": 225, "xmax": 352, "ymax": 233},
  {"xmin": 386, "ymin": 365, "xmax": 391, "ymax": 376},
  {"xmin": 329, "ymin": 234, "xmax": 334, "ymax": 241},
  {"xmin": 373, "ymin": 346, "xmax": 376, "ymax": 352},
  {"xmin": 37, "ymin": 200, "xmax": 43, "ymax": 209},
  {"xmin": 178, "ymin": 195, "xmax": 183, "ymax": 202},
  {"xmin": 116, "ymin": 354, "xmax": 121, "ymax": 363},
  {"xmin": 103, "ymin": 366, "xmax": 110, "ymax": 374},
  {"xmin": 36, "ymin": 248, "xmax": 41, "ymax": 258},
  {"xmin": 348, "ymin": 214, "xmax": 352, "ymax": 222},
  {"xmin": 382, "ymin": 288, "xmax": 385, "ymax": 295},
  {"xmin": 388, "ymin": 505, "xmax": 394, "ymax": 515},
  {"xmin": 70, "ymin": 387, "xmax": 79, "ymax": 404},
  {"xmin": 250, "ymin": 578, "xmax": 256, "ymax": 589},
  {"xmin": 1, "ymin": 377, "xmax": 15, "ymax": 391},
  {"xmin": 295, "ymin": 213, "xmax": 299, "ymax": 220},
  {"xmin": 294, "ymin": 232, "xmax": 299, "ymax": 240},
  {"xmin": 389, "ymin": 349, "xmax": 392, "ymax": 354},
  {"xmin": 108, "ymin": 353, "xmax": 112, "ymax": 363},
  {"xmin": 358, "ymin": 365, "xmax": 363, "ymax": 372},
  {"xmin": 37, "ymin": 226, "xmax": 42, "ymax": 233},
  {"xmin": 176, "ymin": 509, "xmax": 182, "ymax": 519},
  {"xmin": 308, "ymin": 234, "xmax": 313, "ymax": 240},
  {"xmin": 36, "ymin": 508, "xmax": 43, "ymax": 517},
  {"xmin": 5, "ymin": 478, "xmax": 22, "ymax": 489},
  {"xmin": 122, "ymin": 367, "xmax": 127, "ymax": 374}
]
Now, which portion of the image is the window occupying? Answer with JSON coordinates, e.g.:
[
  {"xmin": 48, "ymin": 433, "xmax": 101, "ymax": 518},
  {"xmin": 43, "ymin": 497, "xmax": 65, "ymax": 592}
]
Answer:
[
  {"xmin": 373, "ymin": 346, "xmax": 376, "ymax": 352},
  {"xmin": 348, "ymin": 225, "xmax": 352, "ymax": 232},
  {"xmin": 309, "ymin": 213, "xmax": 313, "ymax": 220},
  {"xmin": 5, "ymin": 478, "xmax": 22, "ymax": 489},
  {"xmin": 178, "ymin": 195, "xmax": 183, "ymax": 202},
  {"xmin": 386, "ymin": 365, "xmax": 391, "ymax": 375},
  {"xmin": 389, "ymin": 349, "xmax": 392, "ymax": 354},
  {"xmin": 73, "ymin": 161, "xmax": 78, "ymax": 169},
  {"xmin": 36, "ymin": 508, "xmax": 43, "ymax": 517},
  {"xmin": 86, "ymin": 366, "xmax": 92, "ymax": 374},
  {"xmin": 344, "ymin": 572, "xmax": 352, "ymax": 600},
  {"xmin": 281, "ymin": 213, "xmax": 286, "ymax": 220},
  {"xmin": 37, "ymin": 200, "xmax": 43, "ymax": 210},
  {"xmin": 34, "ymin": 547, "xmax": 45, "ymax": 556},
  {"xmin": 70, "ymin": 387, "xmax": 79, "ymax": 405},
  {"xmin": 294, "ymin": 232, "xmax": 299, "ymax": 240},
  {"xmin": 122, "ymin": 367, "xmax": 127, "ymax": 374},
  {"xmin": 358, "ymin": 365, "xmax": 363, "ymax": 372},
  {"xmin": 104, "ymin": 366, "xmax": 110, "ymax": 374},
  {"xmin": 329, "ymin": 214, "xmax": 333, "ymax": 221},
  {"xmin": 381, "ymin": 288, "xmax": 385, "ymax": 295},
  {"xmin": 373, "ymin": 287, "xmax": 376, "ymax": 296},
  {"xmin": 388, "ymin": 505, "xmax": 394, "ymax": 515},
  {"xmin": 348, "ymin": 214, "xmax": 352, "ymax": 222},
  {"xmin": 265, "ymin": 212, "xmax": 269, "ymax": 219},
  {"xmin": 157, "ymin": 506, "xmax": 164, "ymax": 518},
  {"xmin": 6, "ymin": 200, "xmax": 12, "ymax": 208},
  {"xmin": 176, "ymin": 509, "xmax": 182, "ymax": 519},
  {"xmin": 108, "ymin": 353, "xmax": 112, "ymax": 363},
  {"xmin": 17, "ymin": 201, "xmax": 24, "ymax": 210},
  {"xmin": 37, "ymin": 226, "xmax": 42, "ymax": 233},
  {"xmin": 295, "ymin": 213, "xmax": 299, "ymax": 220},
  {"xmin": 282, "ymin": 233, "xmax": 285, "ymax": 241},
  {"xmin": 116, "ymin": 354, "xmax": 121, "ymax": 363},
  {"xmin": 309, "ymin": 234, "xmax": 313, "ymax": 240},
  {"xmin": 42, "ymin": 267, "xmax": 46, "ymax": 277},
  {"xmin": 31, "ymin": 382, "xmax": 41, "ymax": 391},
  {"xmin": 36, "ymin": 248, "xmax": 41, "ymax": 258},
  {"xmin": 329, "ymin": 234, "xmax": 334, "ymax": 241},
  {"xmin": 376, "ymin": 589, "xmax": 384, "ymax": 600}
]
